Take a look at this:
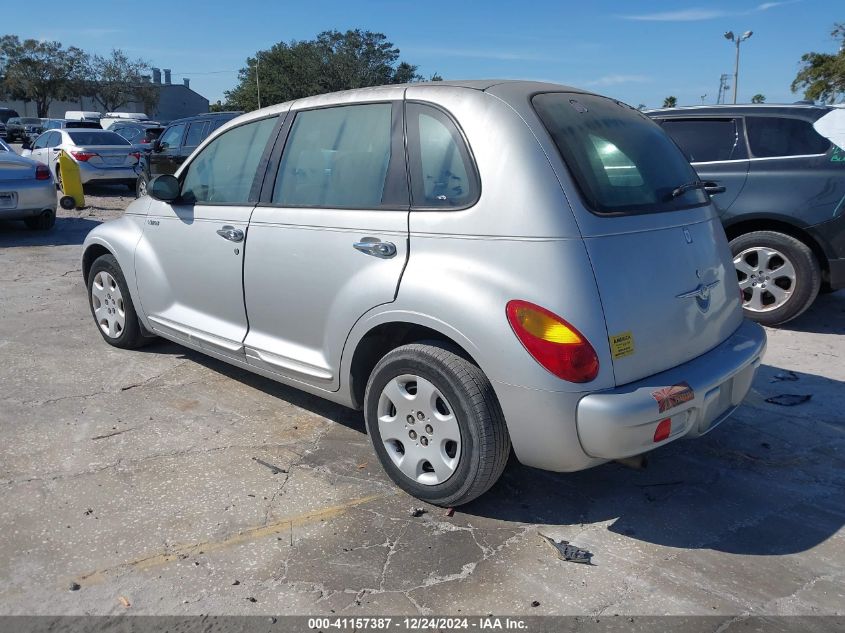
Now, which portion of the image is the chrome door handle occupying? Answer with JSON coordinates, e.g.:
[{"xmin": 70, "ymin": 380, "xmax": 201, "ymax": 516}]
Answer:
[
  {"xmin": 216, "ymin": 225, "xmax": 244, "ymax": 242},
  {"xmin": 353, "ymin": 238, "xmax": 397, "ymax": 259}
]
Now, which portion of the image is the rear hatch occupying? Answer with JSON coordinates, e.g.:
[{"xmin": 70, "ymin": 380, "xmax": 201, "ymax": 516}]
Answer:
[{"xmin": 532, "ymin": 92, "xmax": 743, "ymax": 386}]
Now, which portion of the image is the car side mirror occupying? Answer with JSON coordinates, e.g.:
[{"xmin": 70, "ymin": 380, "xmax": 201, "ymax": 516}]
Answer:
[
  {"xmin": 148, "ymin": 175, "xmax": 180, "ymax": 202},
  {"xmin": 703, "ymin": 181, "xmax": 726, "ymax": 195}
]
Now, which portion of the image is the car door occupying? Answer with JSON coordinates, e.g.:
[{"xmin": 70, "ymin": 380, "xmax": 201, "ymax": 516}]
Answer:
[
  {"xmin": 134, "ymin": 115, "xmax": 280, "ymax": 360},
  {"xmin": 659, "ymin": 117, "xmax": 750, "ymax": 214},
  {"xmin": 149, "ymin": 122, "xmax": 186, "ymax": 176},
  {"xmin": 242, "ymin": 101, "xmax": 409, "ymax": 390},
  {"xmin": 45, "ymin": 131, "xmax": 64, "ymax": 173},
  {"xmin": 27, "ymin": 132, "xmax": 52, "ymax": 163},
  {"xmin": 735, "ymin": 115, "xmax": 843, "ymax": 225}
]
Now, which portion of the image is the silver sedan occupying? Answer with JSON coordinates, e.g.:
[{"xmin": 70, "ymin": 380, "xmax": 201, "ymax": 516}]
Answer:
[
  {"xmin": 23, "ymin": 129, "xmax": 140, "ymax": 190},
  {"xmin": 0, "ymin": 138, "xmax": 57, "ymax": 230}
]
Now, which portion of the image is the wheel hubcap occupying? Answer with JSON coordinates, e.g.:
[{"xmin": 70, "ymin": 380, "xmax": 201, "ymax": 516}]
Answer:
[
  {"xmin": 138, "ymin": 180, "xmax": 147, "ymax": 196},
  {"xmin": 734, "ymin": 246, "xmax": 796, "ymax": 313},
  {"xmin": 377, "ymin": 374, "xmax": 461, "ymax": 486},
  {"xmin": 91, "ymin": 271, "xmax": 126, "ymax": 338}
]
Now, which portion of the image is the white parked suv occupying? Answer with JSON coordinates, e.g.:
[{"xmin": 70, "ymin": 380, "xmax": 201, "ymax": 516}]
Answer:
[{"xmin": 81, "ymin": 81, "xmax": 766, "ymax": 505}]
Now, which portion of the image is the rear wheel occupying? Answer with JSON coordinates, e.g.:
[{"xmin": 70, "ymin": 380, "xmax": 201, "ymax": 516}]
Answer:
[
  {"xmin": 136, "ymin": 174, "xmax": 148, "ymax": 198},
  {"xmin": 730, "ymin": 231, "xmax": 820, "ymax": 326},
  {"xmin": 87, "ymin": 254, "xmax": 148, "ymax": 349},
  {"xmin": 24, "ymin": 210, "xmax": 55, "ymax": 230},
  {"xmin": 364, "ymin": 342, "xmax": 510, "ymax": 506}
]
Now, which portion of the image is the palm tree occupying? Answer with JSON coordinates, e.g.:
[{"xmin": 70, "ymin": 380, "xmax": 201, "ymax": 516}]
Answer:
[
  {"xmin": 663, "ymin": 96, "xmax": 678, "ymax": 108},
  {"xmin": 751, "ymin": 93, "xmax": 766, "ymax": 103}
]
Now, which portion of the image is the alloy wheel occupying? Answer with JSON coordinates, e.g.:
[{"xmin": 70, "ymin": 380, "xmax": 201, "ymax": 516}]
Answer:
[
  {"xmin": 734, "ymin": 246, "xmax": 796, "ymax": 312},
  {"xmin": 91, "ymin": 271, "xmax": 126, "ymax": 338}
]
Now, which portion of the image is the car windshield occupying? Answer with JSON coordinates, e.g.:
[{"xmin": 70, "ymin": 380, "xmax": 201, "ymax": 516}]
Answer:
[
  {"xmin": 21, "ymin": 118, "xmax": 42, "ymax": 125},
  {"xmin": 68, "ymin": 131, "xmax": 131, "ymax": 146},
  {"xmin": 532, "ymin": 93, "xmax": 709, "ymax": 215}
]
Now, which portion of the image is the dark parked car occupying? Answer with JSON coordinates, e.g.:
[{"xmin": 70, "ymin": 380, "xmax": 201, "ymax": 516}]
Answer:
[
  {"xmin": 109, "ymin": 122, "xmax": 164, "ymax": 149},
  {"xmin": 135, "ymin": 111, "xmax": 241, "ymax": 197},
  {"xmin": 5, "ymin": 117, "xmax": 45, "ymax": 142},
  {"xmin": 0, "ymin": 108, "xmax": 20, "ymax": 126},
  {"xmin": 647, "ymin": 104, "xmax": 845, "ymax": 325}
]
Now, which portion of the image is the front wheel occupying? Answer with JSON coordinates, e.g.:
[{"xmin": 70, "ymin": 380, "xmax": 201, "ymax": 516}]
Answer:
[
  {"xmin": 136, "ymin": 174, "xmax": 148, "ymax": 198},
  {"xmin": 730, "ymin": 230, "xmax": 821, "ymax": 326},
  {"xmin": 87, "ymin": 254, "xmax": 148, "ymax": 349},
  {"xmin": 364, "ymin": 343, "xmax": 510, "ymax": 506}
]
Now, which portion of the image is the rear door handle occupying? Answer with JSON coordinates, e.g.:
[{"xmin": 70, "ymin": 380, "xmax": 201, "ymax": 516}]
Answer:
[
  {"xmin": 353, "ymin": 238, "xmax": 397, "ymax": 259},
  {"xmin": 216, "ymin": 225, "xmax": 244, "ymax": 242}
]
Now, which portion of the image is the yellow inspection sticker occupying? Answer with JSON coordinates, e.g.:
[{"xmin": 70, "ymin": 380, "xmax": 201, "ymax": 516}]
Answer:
[{"xmin": 609, "ymin": 331, "xmax": 635, "ymax": 359}]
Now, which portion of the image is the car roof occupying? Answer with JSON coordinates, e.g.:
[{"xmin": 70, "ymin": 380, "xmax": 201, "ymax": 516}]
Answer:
[
  {"xmin": 166, "ymin": 111, "xmax": 243, "ymax": 126},
  {"xmin": 645, "ymin": 103, "xmax": 832, "ymax": 117}
]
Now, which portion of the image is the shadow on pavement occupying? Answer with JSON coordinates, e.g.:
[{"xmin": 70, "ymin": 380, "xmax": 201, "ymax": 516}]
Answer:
[
  {"xmin": 778, "ymin": 290, "xmax": 845, "ymax": 335},
  {"xmin": 133, "ymin": 340, "xmax": 845, "ymax": 557},
  {"xmin": 0, "ymin": 216, "xmax": 102, "ymax": 247}
]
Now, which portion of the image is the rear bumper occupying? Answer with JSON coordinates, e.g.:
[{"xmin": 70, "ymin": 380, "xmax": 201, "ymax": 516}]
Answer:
[
  {"xmin": 494, "ymin": 318, "xmax": 766, "ymax": 472},
  {"xmin": 77, "ymin": 162, "xmax": 139, "ymax": 185},
  {"xmin": 576, "ymin": 318, "xmax": 766, "ymax": 460},
  {"xmin": 0, "ymin": 179, "xmax": 57, "ymax": 220}
]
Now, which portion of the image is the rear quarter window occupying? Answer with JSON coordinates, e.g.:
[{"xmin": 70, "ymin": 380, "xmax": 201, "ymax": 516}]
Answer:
[
  {"xmin": 745, "ymin": 116, "xmax": 831, "ymax": 157},
  {"xmin": 533, "ymin": 93, "xmax": 708, "ymax": 215}
]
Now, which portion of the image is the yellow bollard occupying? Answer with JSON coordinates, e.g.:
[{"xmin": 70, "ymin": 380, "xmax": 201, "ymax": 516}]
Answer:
[{"xmin": 58, "ymin": 150, "xmax": 85, "ymax": 209}]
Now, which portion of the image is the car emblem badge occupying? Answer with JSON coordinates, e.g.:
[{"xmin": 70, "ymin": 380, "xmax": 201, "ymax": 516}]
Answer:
[
  {"xmin": 677, "ymin": 280, "xmax": 720, "ymax": 312},
  {"xmin": 683, "ymin": 228, "xmax": 693, "ymax": 244}
]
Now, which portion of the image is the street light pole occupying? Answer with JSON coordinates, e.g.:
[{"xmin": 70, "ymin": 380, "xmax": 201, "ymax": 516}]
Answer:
[
  {"xmin": 724, "ymin": 30, "xmax": 753, "ymax": 104},
  {"xmin": 255, "ymin": 54, "xmax": 262, "ymax": 109}
]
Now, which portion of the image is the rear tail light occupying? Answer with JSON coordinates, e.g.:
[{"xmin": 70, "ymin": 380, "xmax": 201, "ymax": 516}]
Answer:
[
  {"xmin": 653, "ymin": 418, "xmax": 672, "ymax": 442},
  {"xmin": 70, "ymin": 151, "xmax": 97, "ymax": 162},
  {"xmin": 506, "ymin": 300, "xmax": 600, "ymax": 383},
  {"xmin": 35, "ymin": 164, "xmax": 50, "ymax": 180}
]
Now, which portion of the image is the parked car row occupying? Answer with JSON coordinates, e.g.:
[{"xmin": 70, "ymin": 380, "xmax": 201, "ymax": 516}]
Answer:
[
  {"xmin": 83, "ymin": 80, "xmax": 768, "ymax": 506},
  {"xmin": 647, "ymin": 104, "xmax": 845, "ymax": 325}
]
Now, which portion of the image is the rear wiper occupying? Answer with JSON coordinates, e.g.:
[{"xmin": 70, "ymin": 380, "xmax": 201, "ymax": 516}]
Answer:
[{"xmin": 670, "ymin": 180, "xmax": 706, "ymax": 198}]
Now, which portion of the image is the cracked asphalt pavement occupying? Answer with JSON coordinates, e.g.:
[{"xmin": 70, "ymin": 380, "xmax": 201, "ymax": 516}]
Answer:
[{"xmin": 1, "ymin": 189, "xmax": 844, "ymax": 616}]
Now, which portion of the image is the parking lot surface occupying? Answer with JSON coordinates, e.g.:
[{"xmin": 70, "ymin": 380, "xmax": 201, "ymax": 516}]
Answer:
[{"xmin": 0, "ymin": 189, "xmax": 843, "ymax": 616}]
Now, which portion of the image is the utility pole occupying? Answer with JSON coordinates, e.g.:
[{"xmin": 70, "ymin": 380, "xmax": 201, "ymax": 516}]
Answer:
[
  {"xmin": 723, "ymin": 31, "xmax": 753, "ymax": 104},
  {"xmin": 255, "ymin": 54, "xmax": 262, "ymax": 109},
  {"xmin": 717, "ymin": 73, "xmax": 730, "ymax": 104}
]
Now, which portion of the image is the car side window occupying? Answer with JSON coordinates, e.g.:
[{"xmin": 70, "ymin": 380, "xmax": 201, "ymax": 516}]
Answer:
[
  {"xmin": 158, "ymin": 123, "xmax": 186, "ymax": 150},
  {"xmin": 184, "ymin": 121, "xmax": 209, "ymax": 148},
  {"xmin": 180, "ymin": 116, "xmax": 277, "ymax": 205},
  {"xmin": 33, "ymin": 133, "xmax": 49, "ymax": 149},
  {"xmin": 272, "ymin": 103, "xmax": 393, "ymax": 208},
  {"xmin": 660, "ymin": 118, "xmax": 744, "ymax": 163},
  {"xmin": 46, "ymin": 132, "xmax": 61, "ymax": 148},
  {"xmin": 406, "ymin": 103, "xmax": 478, "ymax": 208},
  {"xmin": 745, "ymin": 116, "xmax": 830, "ymax": 158}
]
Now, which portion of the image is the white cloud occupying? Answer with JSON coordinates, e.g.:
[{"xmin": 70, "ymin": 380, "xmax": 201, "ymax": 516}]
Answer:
[
  {"xmin": 585, "ymin": 74, "xmax": 652, "ymax": 87},
  {"xmin": 619, "ymin": 1, "xmax": 800, "ymax": 22}
]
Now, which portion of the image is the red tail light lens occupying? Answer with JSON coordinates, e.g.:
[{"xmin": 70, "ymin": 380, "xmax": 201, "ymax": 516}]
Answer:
[
  {"xmin": 129, "ymin": 152, "xmax": 141, "ymax": 161},
  {"xmin": 653, "ymin": 418, "xmax": 672, "ymax": 442},
  {"xmin": 506, "ymin": 300, "xmax": 599, "ymax": 383},
  {"xmin": 70, "ymin": 151, "xmax": 97, "ymax": 162},
  {"xmin": 35, "ymin": 164, "xmax": 51, "ymax": 180}
]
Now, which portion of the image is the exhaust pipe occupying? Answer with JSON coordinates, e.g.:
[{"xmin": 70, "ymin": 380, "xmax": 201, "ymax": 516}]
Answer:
[{"xmin": 615, "ymin": 453, "xmax": 649, "ymax": 470}]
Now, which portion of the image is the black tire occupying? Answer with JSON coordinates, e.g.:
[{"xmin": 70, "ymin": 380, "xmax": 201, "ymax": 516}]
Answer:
[
  {"xmin": 24, "ymin": 210, "xmax": 55, "ymax": 230},
  {"xmin": 730, "ymin": 230, "xmax": 821, "ymax": 326},
  {"xmin": 136, "ymin": 174, "xmax": 148, "ymax": 198},
  {"xmin": 364, "ymin": 342, "xmax": 510, "ymax": 506},
  {"xmin": 55, "ymin": 165, "xmax": 63, "ymax": 191},
  {"xmin": 87, "ymin": 254, "xmax": 148, "ymax": 349}
]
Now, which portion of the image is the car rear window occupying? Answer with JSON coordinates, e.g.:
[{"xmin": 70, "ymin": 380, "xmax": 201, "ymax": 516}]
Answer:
[
  {"xmin": 68, "ymin": 131, "xmax": 131, "ymax": 146},
  {"xmin": 532, "ymin": 93, "xmax": 708, "ymax": 215}
]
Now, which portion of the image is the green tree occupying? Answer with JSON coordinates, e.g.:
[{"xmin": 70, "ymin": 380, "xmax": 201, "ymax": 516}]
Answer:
[
  {"xmin": 0, "ymin": 35, "xmax": 88, "ymax": 117},
  {"xmin": 225, "ymin": 29, "xmax": 422, "ymax": 110},
  {"xmin": 791, "ymin": 23, "xmax": 845, "ymax": 103},
  {"xmin": 637, "ymin": 103, "xmax": 647, "ymax": 111},
  {"xmin": 663, "ymin": 96, "xmax": 677, "ymax": 108},
  {"xmin": 87, "ymin": 49, "xmax": 158, "ymax": 113},
  {"xmin": 429, "ymin": 72, "xmax": 444, "ymax": 82},
  {"xmin": 751, "ymin": 93, "xmax": 766, "ymax": 103}
]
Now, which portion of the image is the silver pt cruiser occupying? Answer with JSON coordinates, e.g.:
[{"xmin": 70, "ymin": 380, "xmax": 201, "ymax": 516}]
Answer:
[{"xmin": 82, "ymin": 81, "xmax": 767, "ymax": 506}]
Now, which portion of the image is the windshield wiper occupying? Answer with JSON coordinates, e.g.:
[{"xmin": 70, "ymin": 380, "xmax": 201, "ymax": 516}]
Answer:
[{"xmin": 670, "ymin": 181, "xmax": 706, "ymax": 198}]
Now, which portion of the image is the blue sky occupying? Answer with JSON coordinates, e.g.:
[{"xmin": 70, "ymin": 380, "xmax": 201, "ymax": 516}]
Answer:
[{"xmin": 20, "ymin": 0, "xmax": 843, "ymax": 107}]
